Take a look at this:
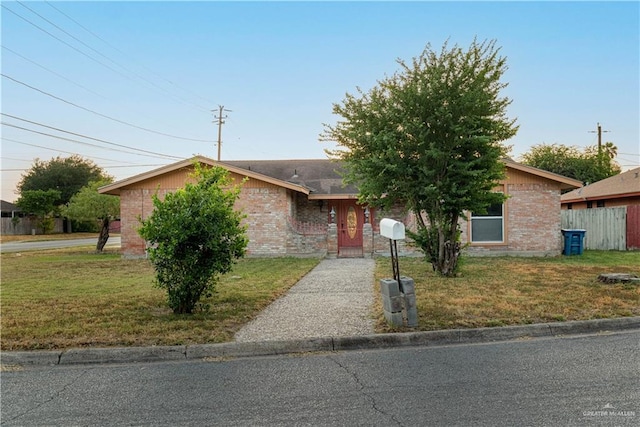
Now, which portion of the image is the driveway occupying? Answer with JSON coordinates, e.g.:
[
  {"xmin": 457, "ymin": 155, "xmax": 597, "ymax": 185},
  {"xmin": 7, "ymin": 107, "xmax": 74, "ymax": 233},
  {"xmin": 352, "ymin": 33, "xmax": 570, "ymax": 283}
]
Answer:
[{"xmin": 0, "ymin": 237, "xmax": 121, "ymax": 253}]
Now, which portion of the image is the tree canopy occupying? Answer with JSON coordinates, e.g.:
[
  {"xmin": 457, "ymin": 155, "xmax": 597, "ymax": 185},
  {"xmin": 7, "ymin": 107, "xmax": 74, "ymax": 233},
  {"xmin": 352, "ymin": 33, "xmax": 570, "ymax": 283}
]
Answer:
[
  {"xmin": 322, "ymin": 39, "xmax": 517, "ymax": 276},
  {"xmin": 138, "ymin": 164, "xmax": 248, "ymax": 314},
  {"xmin": 519, "ymin": 143, "xmax": 620, "ymax": 185},
  {"xmin": 63, "ymin": 180, "xmax": 120, "ymax": 251},
  {"xmin": 17, "ymin": 156, "xmax": 110, "ymax": 206}
]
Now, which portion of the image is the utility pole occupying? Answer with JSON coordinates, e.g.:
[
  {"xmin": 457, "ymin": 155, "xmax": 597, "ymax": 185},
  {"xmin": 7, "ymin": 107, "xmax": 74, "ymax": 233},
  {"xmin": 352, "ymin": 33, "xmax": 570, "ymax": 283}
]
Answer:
[
  {"xmin": 589, "ymin": 122, "xmax": 610, "ymax": 157},
  {"xmin": 213, "ymin": 105, "xmax": 231, "ymax": 161}
]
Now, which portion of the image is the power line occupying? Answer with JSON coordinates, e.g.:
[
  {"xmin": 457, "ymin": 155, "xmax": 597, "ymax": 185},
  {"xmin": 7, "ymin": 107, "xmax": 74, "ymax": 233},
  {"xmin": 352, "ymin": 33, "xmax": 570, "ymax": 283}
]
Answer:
[
  {"xmin": 1, "ymin": 74, "xmax": 214, "ymax": 143},
  {"xmin": 1, "ymin": 4, "xmax": 134, "ymax": 83},
  {"xmin": 2, "ymin": 113, "xmax": 185, "ymax": 159},
  {"xmin": 45, "ymin": 0, "xmax": 216, "ymax": 110},
  {"xmin": 1, "ymin": 137, "xmax": 137, "ymax": 163},
  {"xmin": 2, "ymin": 45, "xmax": 204, "ymax": 134},
  {"xmin": 0, "ymin": 156, "xmax": 33, "ymax": 162},
  {"xmin": 0, "ymin": 113, "xmax": 175, "ymax": 159},
  {"xmin": 2, "ymin": 45, "xmax": 106, "ymax": 98},
  {"xmin": 6, "ymin": 2, "xmax": 210, "ymax": 114},
  {"xmin": 1, "ymin": 122, "xmax": 182, "ymax": 161}
]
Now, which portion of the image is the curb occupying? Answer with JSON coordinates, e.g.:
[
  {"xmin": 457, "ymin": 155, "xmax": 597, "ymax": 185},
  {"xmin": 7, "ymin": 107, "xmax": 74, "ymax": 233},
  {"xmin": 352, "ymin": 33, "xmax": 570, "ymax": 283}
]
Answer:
[{"xmin": 2, "ymin": 317, "xmax": 639, "ymax": 367}]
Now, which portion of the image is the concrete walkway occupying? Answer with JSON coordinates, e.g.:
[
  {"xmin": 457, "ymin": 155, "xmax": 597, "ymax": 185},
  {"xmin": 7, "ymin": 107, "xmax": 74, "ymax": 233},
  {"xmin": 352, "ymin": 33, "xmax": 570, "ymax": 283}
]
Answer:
[{"xmin": 235, "ymin": 258, "xmax": 376, "ymax": 342}]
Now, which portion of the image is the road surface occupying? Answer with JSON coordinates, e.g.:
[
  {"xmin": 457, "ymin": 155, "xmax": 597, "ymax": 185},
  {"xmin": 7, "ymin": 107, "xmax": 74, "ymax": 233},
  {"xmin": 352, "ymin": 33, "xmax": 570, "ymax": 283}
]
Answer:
[
  {"xmin": 2, "ymin": 330, "xmax": 638, "ymax": 426},
  {"xmin": 0, "ymin": 237, "xmax": 121, "ymax": 253}
]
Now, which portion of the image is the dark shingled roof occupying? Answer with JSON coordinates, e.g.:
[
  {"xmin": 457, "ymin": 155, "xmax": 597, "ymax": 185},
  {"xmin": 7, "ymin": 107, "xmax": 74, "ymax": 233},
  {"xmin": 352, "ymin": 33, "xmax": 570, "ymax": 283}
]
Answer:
[
  {"xmin": 1, "ymin": 200, "xmax": 20, "ymax": 212},
  {"xmin": 221, "ymin": 159, "xmax": 358, "ymax": 196}
]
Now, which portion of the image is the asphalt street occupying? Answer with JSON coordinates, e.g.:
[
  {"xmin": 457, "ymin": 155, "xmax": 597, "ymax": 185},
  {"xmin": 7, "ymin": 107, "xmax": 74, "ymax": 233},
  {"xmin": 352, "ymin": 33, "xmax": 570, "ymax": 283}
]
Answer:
[
  {"xmin": 0, "ymin": 237, "xmax": 121, "ymax": 253},
  {"xmin": 2, "ymin": 330, "xmax": 638, "ymax": 426}
]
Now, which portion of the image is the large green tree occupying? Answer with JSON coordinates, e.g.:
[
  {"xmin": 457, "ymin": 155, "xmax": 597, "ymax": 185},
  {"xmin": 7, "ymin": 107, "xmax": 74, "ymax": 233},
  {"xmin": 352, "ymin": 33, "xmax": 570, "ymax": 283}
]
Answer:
[
  {"xmin": 138, "ymin": 164, "xmax": 248, "ymax": 314},
  {"xmin": 17, "ymin": 156, "xmax": 110, "ymax": 206},
  {"xmin": 62, "ymin": 180, "xmax": 120, "ymax": 252},
  {"xmin": 322, "ymin": 39, "xmax": 517, "ymax": 276},
  {"xmin": 520, "ymin": 143, "xmax": 620, "ymax": 185},
  {"xmin": 15, "ymin": 189, "xmax": 61, "ymax": 234}
]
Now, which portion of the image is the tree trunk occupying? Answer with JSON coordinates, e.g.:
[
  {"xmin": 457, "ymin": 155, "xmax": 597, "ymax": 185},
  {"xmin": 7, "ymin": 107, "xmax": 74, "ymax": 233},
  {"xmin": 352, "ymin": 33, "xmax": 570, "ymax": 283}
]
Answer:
[{"xmin": 96, "ymin": 218, "xmax": 110, "ymax": 252}]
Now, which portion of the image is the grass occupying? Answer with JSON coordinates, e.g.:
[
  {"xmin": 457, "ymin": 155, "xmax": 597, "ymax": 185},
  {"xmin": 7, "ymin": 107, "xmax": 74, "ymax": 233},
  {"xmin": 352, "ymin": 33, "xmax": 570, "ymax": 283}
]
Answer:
[
  {"xmin": 0, "ymin": 248, "xmax": 320, "ymax": 351},
  {"xmin": 2, "ymin": 248, "xmax": 638, "ymax": 351},
  {"xmin": 374, "ymin": 251, "xmax": 640, "ymax": 333}
]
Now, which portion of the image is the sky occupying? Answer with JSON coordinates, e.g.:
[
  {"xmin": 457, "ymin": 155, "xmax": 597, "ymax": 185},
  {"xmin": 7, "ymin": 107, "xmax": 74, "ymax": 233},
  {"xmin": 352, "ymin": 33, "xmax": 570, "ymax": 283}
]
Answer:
[{"xmin": 1, "ymin": 0, "xmax": 639, "ymax": 203}]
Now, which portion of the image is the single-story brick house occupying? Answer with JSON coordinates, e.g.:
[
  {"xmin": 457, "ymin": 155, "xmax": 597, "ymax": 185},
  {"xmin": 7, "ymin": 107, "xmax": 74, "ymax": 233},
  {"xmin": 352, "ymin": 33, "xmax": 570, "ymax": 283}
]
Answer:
[{"xmin": 99, "ymin": 155, "xmax": 581, "ymax": 258}]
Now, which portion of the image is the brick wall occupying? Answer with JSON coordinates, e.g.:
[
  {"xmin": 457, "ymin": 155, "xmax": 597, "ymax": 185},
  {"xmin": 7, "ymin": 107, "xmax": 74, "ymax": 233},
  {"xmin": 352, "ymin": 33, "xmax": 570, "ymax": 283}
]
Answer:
[
  {"xmin": 120, "ymin": 188, "xmax": 176, "ymax": 257},
  {"xmin": 285, "ymin": 195, "xmax": 330, "ymax": 256},
  {"xmin": 117, "ymin": 167, "xmax": 564, "ymax": 258},
  {"xmin": 463, "ymin": 183, "xmax": 562, "ymax": 255},
  {"xmin": 234, "ymin": 187, "xmax": 289, "ymax": 256}
]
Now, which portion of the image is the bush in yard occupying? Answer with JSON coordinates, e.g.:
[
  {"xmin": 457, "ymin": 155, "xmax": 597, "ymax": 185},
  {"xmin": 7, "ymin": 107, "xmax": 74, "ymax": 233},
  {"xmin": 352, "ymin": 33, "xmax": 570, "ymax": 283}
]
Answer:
[{"xmin": 138, "ymin": 164, "xmax": 248, "ymax": 314}]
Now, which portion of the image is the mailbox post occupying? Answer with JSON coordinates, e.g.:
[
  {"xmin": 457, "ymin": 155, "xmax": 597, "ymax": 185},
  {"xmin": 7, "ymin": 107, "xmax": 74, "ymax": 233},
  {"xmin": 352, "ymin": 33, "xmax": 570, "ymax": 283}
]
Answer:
[
  {"xmin": 379, "ymin": 219, "xmax": 418, "ymax": 327},
  {"xmin": 380, "ymin": 218, "xmax": 405, "ymax": 289}
]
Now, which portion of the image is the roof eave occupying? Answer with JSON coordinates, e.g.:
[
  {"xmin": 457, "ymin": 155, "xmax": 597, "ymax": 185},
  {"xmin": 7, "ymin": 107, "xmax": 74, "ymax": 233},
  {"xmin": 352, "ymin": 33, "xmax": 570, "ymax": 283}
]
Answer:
[
  {"xmin": 561, "ymin": 191, "xmax": 640, "ymax": 204},
  {"xmin": 98, "ymin": 156, "xmax": 310, "ymax": 196}
]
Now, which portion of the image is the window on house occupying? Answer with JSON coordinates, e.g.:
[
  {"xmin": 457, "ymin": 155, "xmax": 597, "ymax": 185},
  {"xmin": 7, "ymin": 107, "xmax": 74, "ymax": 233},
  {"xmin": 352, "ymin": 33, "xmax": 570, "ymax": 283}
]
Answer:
[
  {"xmin": 587, "ymin": 201, "xmax": 593, "ymax": 209},
  {"xmin": 471, "ymin": 203, "xmax": 504, "ymax": 242},
  {"xmin": 567, "ymin": 203, "xmax": 573, "ymax": 210},
  {"xmin": 596, "ymin": 200, "xmax": 605, "ymax": 208}
]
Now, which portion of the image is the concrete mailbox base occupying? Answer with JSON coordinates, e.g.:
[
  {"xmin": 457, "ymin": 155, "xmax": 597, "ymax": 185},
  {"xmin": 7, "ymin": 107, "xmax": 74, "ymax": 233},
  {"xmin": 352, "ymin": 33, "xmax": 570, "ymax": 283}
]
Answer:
[{"xmin": 380, "ymin": 277, "xmax": 418, "ymax": 328}]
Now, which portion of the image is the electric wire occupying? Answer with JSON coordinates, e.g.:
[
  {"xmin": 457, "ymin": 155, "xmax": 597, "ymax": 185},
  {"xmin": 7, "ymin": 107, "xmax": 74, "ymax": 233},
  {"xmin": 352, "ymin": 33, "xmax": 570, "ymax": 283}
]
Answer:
[
  {"xmin": 1, "ymin": 137, "xmax": 138, "ymax": 164},
  {"xmin": 2, "ymin": 45, "xmax": 106, "ymax": 98},
  {"xmin": 44, "ymin": 0, "xmax": 216, "ymax": 108},
  {"xmin": 1, "ymin": 74, "xmax": 214, "ymax": 143},
  {"xmin": 11, "ymin": 1, "xmax": 211, "ymax": 113},
  {"xmin": 1, "ymin": 113, "xmax": 185, "ymax": 160},
  {"xmin": 1, "ymin": 4, "xmax": 136, "ymax": 84},
  {"xmin": 1, "ymin": 122, "xmax": 183, "ymax": 161}
]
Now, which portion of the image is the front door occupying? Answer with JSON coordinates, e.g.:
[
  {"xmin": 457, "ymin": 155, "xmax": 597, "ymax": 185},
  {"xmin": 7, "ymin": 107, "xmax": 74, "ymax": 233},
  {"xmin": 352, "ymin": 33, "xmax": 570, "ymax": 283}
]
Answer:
[{"xmin": 337, "ymin": 200, "xmax": 364, "ymax": 257}]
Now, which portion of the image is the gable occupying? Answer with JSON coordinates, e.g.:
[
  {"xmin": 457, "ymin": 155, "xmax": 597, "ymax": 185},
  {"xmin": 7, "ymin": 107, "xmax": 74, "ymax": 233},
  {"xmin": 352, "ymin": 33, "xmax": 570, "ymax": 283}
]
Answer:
[
  {"xmin": 504, "ymin": 167, "xmax": 562, "ymax": 189},
  {"xmin": 503, "ymin": 159, "xmax": 582, "ymax": 190},
  {"xmin": 99, "ymin": 156, "xmax": 309, "ymax": 196}
]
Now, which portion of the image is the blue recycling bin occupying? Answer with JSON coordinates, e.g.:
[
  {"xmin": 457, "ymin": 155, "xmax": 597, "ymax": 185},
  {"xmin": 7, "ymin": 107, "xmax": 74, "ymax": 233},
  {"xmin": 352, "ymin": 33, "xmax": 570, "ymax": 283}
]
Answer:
[{"xmin": 561, "ymin": 229, "xmax": 586, "ymax": 256}]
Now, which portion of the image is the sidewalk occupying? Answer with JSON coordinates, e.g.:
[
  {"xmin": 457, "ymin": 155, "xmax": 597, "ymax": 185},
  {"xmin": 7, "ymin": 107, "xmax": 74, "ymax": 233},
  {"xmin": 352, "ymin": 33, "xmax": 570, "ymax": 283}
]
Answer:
[{"xmin": 235, "ymin": 258, "xmax": 376, "ymax": 342}]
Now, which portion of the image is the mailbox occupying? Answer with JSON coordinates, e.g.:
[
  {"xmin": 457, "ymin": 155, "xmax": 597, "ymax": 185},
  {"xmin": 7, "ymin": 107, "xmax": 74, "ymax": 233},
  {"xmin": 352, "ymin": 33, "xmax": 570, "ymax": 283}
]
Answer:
[{"xmin": 380, "ymin": 218, "xmax": 405, "ymax": 240}]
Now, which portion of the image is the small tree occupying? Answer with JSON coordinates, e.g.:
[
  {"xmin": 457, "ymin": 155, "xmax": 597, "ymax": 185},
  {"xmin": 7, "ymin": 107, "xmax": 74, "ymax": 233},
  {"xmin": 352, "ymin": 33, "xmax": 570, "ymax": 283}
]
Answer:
[
  {"xmin": 62, "ymin": 180, "xmax": 120, "ymax": 252},
  {"xmin": 16, "ymin": 189, "xmax": 61, "ymax": 234},
  {"xmin": 520, "ymin": 142, "xmax": 620, "ymax": 185},
  {"xmin": 138, "ymin": 164, "xmax": 248, "ymax": 314},
  {"xmin": 322, "ymin": 39, "xmax": 517, "ymax": 276}
]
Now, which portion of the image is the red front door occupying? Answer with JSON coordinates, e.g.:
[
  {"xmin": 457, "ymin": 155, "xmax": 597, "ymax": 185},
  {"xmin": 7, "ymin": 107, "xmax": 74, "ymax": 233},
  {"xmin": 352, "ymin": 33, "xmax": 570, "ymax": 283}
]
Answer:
[{"xmin": 337, "ymin": 200, "xmax": 364, "ymax": 256}]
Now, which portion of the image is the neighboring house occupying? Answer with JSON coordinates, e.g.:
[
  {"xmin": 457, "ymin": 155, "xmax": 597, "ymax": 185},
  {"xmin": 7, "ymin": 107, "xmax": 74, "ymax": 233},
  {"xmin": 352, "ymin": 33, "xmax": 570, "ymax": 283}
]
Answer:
[
  {"xmin": 0, "ymin": 200, "xmax": 22, "ymax": 218},
  {"xmin": 0, "ymin": 199, "xmax": 65, "ymax": 235},
  {"xmin": 99, "ymin": 156, "xmax": 582, "ymax": 258},
  {"xmin": 561, "ymin": 167, "xmax": 640, "ymax": 250},
  {"xmin": 561, "ymin": 166, "xmax": 640, "ymax": 210}
]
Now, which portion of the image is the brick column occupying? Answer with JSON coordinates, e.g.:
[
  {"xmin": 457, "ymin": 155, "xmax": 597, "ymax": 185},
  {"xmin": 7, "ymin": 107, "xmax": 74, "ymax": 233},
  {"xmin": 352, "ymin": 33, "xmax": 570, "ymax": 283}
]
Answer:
[
  {"xmin": 327, "ymin": 223, "xmax": 338, "ymax": 258},
  {"xmin": 363, "ymin": 223, "xmax": 373, "ymax": 258}
]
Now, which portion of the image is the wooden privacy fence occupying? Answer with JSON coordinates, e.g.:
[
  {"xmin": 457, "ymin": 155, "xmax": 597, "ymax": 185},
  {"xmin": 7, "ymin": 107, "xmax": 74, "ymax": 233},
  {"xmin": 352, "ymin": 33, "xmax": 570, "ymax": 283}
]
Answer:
[
  {"xmin": 561, "ymin": 206, "xmax": 633, "ymax": 251},
  {"xmin": 1, "ymin": 217, "xmax": 64, "ymax": 235}
]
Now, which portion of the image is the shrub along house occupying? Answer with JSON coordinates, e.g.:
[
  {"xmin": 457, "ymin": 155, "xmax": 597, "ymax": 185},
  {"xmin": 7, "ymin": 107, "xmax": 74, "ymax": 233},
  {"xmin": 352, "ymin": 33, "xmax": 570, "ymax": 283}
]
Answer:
[{"xmin": 99, "ymin": 155, "xmax": 581, "ymax": 258}]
